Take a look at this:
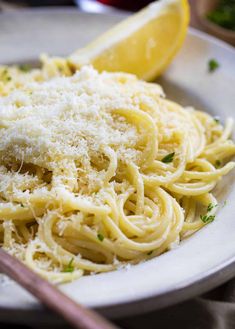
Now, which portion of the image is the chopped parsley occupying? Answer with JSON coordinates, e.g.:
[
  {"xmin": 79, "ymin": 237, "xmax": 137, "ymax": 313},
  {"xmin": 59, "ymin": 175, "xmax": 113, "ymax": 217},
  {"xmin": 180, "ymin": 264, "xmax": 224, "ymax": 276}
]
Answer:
[
  {"xmin": 214, "ymin": 116, "xmax": 220, "ymax": 124},
  {"xmin": 201, "ymin": 203, "xmax": 218, "ymax": 224},
  {"xmin": 223, "ymin": 200, "xmax": 227, "ymax": 207},
  {"xmin": 161, "ymin": 152, "xmax": 175, "ymax": 164},
  {"xmin": 200, "ymin": 214, "xmax": 216, "ymax": 224},
  {"xmin": 97, "ymin": 233, "xmax": 104, "ymax": 242},
  {"xmin": 208, "ymin": 59, "xmax": 220, "ymax": 73},
  {"xmin": 147, "ymin": 250, "xmax": 153, "ymax": 256},
  {"xmin": 63, "ymin": 258, "xmax": 74, "ymax": 273},
  {"xmin": 19, "ymin": 64, "xmax": 31, "ymax": 72},
  {"xmin": 1, "ymin": 68, "xmax": 11, "ymax": 82},
  {"xmin": 215, "ymin": 160, "xmax": 222, "ymax": 168},
  {"xmin": 207, "ymin": 203, "xmax": 217, "ymax": 212}
]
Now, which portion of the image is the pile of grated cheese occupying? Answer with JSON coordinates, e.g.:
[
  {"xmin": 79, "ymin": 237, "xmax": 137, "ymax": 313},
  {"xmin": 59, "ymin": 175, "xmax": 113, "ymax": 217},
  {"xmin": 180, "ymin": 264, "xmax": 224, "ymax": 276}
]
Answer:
[{"xmin": 0, "ymin": 66, "xmax": 163, "ymax": 194}]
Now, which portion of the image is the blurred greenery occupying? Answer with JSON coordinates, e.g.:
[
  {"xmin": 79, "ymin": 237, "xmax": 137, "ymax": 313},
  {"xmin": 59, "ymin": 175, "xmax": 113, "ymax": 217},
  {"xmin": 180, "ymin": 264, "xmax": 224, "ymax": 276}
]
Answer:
[{"xmin": 207, "ymin": 0, "xmax": 235, "ymax": 31}]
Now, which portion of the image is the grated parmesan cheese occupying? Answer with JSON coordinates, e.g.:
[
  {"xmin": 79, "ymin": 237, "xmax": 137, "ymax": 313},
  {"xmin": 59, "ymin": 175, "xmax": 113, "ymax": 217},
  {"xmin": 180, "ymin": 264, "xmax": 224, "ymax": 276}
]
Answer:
[{"xmin": 0, "ymin": 66, "xmax": 164, "ymax": 194}]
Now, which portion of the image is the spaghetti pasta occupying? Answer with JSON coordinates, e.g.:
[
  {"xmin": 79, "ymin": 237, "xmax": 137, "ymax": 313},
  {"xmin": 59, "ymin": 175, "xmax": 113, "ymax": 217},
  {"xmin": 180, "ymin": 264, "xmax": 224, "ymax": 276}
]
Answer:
[{"xmin": 0, "ymin": 62, "xmax": 234, "ymax": 283}]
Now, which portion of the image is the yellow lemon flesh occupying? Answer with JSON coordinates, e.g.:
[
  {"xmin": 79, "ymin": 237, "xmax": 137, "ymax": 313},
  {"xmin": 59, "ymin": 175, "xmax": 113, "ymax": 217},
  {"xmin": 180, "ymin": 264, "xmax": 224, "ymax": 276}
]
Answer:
[{"xmin": 69, "ymin": 0, "xmax": 190, "ymax": 81}]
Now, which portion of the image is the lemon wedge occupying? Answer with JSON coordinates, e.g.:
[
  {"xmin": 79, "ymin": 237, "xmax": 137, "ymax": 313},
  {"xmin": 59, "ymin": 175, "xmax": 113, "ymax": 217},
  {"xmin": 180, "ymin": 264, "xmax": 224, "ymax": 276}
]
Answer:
[{"xmin": 69, "ymin": 0, "xmax": 189, "ymax": 81}]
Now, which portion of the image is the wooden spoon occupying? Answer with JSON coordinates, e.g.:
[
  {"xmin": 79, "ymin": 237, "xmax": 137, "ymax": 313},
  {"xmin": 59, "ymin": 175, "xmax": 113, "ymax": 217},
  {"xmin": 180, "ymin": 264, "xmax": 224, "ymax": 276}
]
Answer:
[{"xmin": 0, "ymin": 248, "xmax": 120, "ymax": 329}]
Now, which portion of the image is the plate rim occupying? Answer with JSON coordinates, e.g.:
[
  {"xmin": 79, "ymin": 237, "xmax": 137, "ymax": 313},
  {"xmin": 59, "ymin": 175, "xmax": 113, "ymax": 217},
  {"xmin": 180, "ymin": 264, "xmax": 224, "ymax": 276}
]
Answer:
[
  {"xmin": 0, "ymin": 8, "xmax": 235, "ymax": 321},
  {"xmin": 1, "ymin": 252, "xmax": 235, "ymax": 321}
]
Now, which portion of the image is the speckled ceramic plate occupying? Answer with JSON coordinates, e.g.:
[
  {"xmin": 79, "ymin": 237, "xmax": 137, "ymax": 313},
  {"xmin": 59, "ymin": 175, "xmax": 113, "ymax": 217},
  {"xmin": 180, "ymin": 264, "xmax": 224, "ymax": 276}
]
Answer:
[{"xmin": 0, "ymin": 8, "xmax": 235, "ymax": 326}]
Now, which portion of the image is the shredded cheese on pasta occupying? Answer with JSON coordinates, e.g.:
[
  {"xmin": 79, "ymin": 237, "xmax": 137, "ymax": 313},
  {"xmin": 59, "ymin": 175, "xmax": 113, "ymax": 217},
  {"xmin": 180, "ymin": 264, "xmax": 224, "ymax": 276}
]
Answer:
[{"xmin": 0, "ymin": 61, "xmax": 234, "ymax": 283}]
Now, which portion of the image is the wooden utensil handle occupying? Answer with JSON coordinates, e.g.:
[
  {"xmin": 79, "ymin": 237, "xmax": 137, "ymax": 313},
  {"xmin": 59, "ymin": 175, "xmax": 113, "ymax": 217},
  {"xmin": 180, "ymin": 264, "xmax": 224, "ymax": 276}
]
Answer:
[{"xmin": 0, "ymin": 248, "xmax": 119, "ymax": 329}]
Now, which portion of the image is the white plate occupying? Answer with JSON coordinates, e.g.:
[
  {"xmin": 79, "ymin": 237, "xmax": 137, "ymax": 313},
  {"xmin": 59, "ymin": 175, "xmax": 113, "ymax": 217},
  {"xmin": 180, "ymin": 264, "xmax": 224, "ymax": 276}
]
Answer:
[{"xmin": 0, "ymin": 8, "xmax": 235, "ymax": 325}]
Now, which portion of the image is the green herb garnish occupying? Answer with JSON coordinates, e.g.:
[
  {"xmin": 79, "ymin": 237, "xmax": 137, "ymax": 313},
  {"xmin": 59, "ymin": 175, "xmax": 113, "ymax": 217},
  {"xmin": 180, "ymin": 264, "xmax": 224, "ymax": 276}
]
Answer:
[
  {"xmin": 215, "ymin": 160, "xmax": 222, "ymax": 168},
  {"xmin": 207, "ymin": 203, "xmax": 217, "ymax": 212},
  {"xmin": 1, "ymin": 69, "xmax": 11, "ymax": 82},
  {"xmin": 214, "ymin": 116, "xmax": 220, "ymax": 124},
  {"xmin": 147, "ymin": 251, "xmax": 153, "ymax": 256},
  {"xmin": 19, "ymin": 64, "xmax": 31, "ymax": 73},
  {"xmin": 97, "ymin": 233, "xmax": 104, "ymax": 242},
  {"xmin": 208, "ymin": 59, "xmax": 220, "ymax": 73},
  {"xmin": 161, "ymin": 152, "xmax": 175, "ymax": 164},
  {"xmin": 200, "ymin": 214, "xmax": 216, "ymax": 224},
  {"xmin": 63, "ymin": 258, "xmax": 74, "ymax": 273}
]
